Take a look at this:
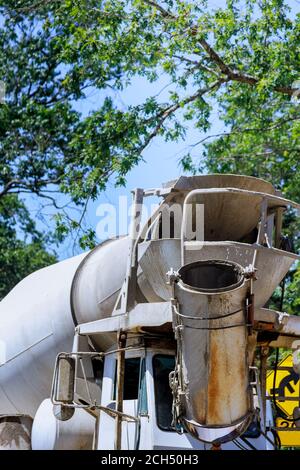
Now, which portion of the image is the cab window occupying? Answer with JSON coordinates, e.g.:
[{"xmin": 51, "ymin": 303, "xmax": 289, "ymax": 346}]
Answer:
[{"xmin": 153, "ymin": 355, "xmax": 175, "ymax": 431}]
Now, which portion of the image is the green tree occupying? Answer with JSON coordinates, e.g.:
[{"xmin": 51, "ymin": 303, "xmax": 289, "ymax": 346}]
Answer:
[
  {"xmin": 0, "ymin": 1, "xmax": 299, "ymax": 242},
  {"xmin": 0, "ymin": 0, "xmax": 299, "ymax": 304},
  {"xmin": 0, "ymin": 195, "xmax": 56, "ymax": 299}
]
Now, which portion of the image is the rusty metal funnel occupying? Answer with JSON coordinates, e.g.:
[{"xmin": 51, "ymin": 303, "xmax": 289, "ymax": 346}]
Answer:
[
  {"xmin": 138, "ymin": 239, "xmax": 298, "ymax": 307},
  {"xmin": 158, "ymin": 175, "xmax": 277, "ymax": 242},
  {"xmin": 164, "ymin": 174, "xmax": 275, "ymax": 194},
  {"xmin": 170, "ymin": 260, "xmax": 253, "ymax": 442}
]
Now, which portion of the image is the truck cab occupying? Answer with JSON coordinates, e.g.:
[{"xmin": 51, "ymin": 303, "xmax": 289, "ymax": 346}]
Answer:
[
  {"xmin": 44, "ymin": 335, "xmax": 275, "ymax": 451},
  {"xmin": 95, "ymin": 345, "xmax": 275, "ymax": 451},
  {"xmin": 97, "ymin": 346, "xmax": 204, "ymax": 450}
]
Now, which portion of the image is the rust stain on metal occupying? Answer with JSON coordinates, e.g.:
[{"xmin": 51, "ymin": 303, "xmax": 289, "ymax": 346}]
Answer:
[
  {"xmin": 207, "ymin": 337, "xmax": 224, "ymax": 425},
  {"xmin": 254, "ymin": 321, "xmax": 276, "ymax": 331},
  {"xmin": 0, "ymin": 416, "xmax": 32, "ymax": 449},
  {"xmin": 191, "ymin": 388, "xmax": 207, "ymax": 423},
  {"xmin": 238, "ymin": 352, "xmax": 246, "ymax": 393}
]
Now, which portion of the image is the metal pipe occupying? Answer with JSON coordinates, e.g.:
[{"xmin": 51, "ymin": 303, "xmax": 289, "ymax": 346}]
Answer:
[
  {"xmin": 275, "ymin": 207, "xmax": 284, "ymax": 248},
  {"xmin": 179, "ymin": 187, "xmax": 299, "ymax": 210},
  {"xmin": 254, "ymin": 308, "xmax": 300, "ymax": 337},
  {"xmin": 173, "ymin": 259, "xmax": 253, "ymax": 442},
  {"xmin": 114, "ymin": 331, "xmax": 127, "ymax": 450},
  {"xmin": 260, "ymin": 347, "xmax": 269, "ymax": 433},
  {"xmin": 121, "ymin": 189, "xmax": 144, "ymax": 314}
]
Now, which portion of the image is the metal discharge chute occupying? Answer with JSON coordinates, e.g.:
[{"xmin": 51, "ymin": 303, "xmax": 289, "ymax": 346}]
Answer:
[
  {"xmin": 169, "ymin": 260, "xmax": 253, "ymax": 443},
  {"xmin": 0, "ymin": 174, "xmax": 300, "ymax": 450}
]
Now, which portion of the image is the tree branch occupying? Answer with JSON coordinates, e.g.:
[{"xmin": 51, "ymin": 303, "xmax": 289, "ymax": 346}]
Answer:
[
  {"xmin": 139, "ymin": 78, "xmax": 226, "ymax": 154},
  {"xmin": 10, "ymin": 0, "xmax": 54, "ymax": 14},
  {"xmin": 173, "ymin": 54, "xmax": 220, "ymax": 77},
  {"xmin": 0, "ymin": 176, "xmax": 62, "ymax": 199},
  {"xmin": 189, "ymin": 115, "xmax": 300, "ymax": 147},
  {"xmin": 143, "ymin": 0, "xmax": 296, "ymax": 96},
  {"xmin": 0, "ymin": 180, "xmax": 23, "ymax": 198}
]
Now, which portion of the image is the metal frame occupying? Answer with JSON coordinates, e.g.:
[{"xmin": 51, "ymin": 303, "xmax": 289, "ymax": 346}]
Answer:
[
  {"xmin": 50, "ymin": 349, "xmax": 142, "ymax": 423},
  {"xmin": 180, "ymin": 187, "xmax": 299, "ymax": 265}
]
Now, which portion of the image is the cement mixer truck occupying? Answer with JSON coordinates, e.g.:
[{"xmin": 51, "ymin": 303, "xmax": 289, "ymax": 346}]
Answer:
[{"xmin": 1, "ymin": 174, "xmax": 300, "ymax": 450}]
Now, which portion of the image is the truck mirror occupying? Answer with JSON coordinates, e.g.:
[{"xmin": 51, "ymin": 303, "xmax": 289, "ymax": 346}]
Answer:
[{"xmin": 54, "ymin": 356, "xmax": 75, "ymax": 404}]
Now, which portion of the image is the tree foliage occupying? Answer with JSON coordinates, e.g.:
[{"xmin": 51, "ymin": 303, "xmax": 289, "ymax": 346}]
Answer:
[
  {"xmin": 0, "ymin": 195, "xmax": 56, "ymax": 299},
  {"xmin": 1, "ymin": 1, "xmax": 299, "ymax": 209},
  {"xmin": 0, "ymin": 0, "xmax": 299, "ymax": 303}
]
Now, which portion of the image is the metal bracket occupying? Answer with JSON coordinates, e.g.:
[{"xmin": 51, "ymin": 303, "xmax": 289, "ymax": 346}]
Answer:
[{"xmin": 112, "ymin": 188, "xmax": 144, "ymax": 316}]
